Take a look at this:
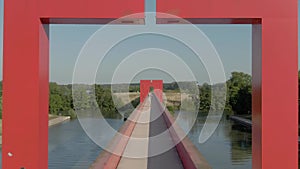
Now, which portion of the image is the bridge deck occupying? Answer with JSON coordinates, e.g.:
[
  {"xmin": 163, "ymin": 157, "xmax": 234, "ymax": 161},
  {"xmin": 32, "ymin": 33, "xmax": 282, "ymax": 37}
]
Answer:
[
  {"xmin": 91, "ymin": 94, "xmax": 211, "ymax": 169},
  {"xmin": 117, "ymin": 95, "xmax": 183, "ymax": 169},
  {"xmin": 117, "ymin": 97, "xmax": 151, "ymax": 169},
  {"xmin": 148, "ymin": 96, "xmax": 184, "ymax": 169}
]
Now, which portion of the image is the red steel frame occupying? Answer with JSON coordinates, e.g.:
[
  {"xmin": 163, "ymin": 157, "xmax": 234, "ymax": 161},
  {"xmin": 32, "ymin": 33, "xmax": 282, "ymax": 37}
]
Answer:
[
  {"xmin": 151, "ymin": 80, "xmax": 163, "ymax": 102},
  {"xmin": 140, "ymin": 80, "xmax": 151, "ymax": 103},
  {"xmin": 3, "ymin": 0, "xmax": 144, "ymax": 168},
  {"xmin": 140, "ymin": 80, "xmax": 163, "ymax": 103},
  {"xmin": 3, "ymin": 0, "xmax": 297, "ymax": 168},
  {"xmin": 157, "ymin": 0, "xmax": 298, "ymax": 169}
]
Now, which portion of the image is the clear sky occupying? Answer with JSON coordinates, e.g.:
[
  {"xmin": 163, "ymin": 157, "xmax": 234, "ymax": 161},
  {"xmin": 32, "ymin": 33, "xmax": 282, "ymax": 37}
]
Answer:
[{"xmin": 0, "ymin": 0, "xmax": 298, "ymax": 84}]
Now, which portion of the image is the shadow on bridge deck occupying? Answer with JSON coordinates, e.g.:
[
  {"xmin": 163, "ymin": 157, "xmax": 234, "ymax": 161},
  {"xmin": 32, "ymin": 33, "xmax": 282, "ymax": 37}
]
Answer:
[
  {"xmin": 90, "ymin": 94, "xmax": 211, "ymax": 169},
  {"xmin": 148, "ymin": 95, "xmax": 184, "ymax": 169}
]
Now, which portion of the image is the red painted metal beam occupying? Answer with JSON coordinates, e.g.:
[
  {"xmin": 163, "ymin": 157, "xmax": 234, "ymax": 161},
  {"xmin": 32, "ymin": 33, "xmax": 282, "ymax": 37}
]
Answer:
[
  {"xmin": 3, "ymin": 0, "xmax": 144, "ymax": 168},
  {"xmin": 3, "ymin": 0, "xmax": 49, "ymax": 168},
  {"xmin": 39, "ymin": 0, "xmax": 144, "ymax": 19},
  {"xmin": 40, "ymin": 18, "xmax": 144, "ymax": 25},
  {"xmin": 157, "ymin": 0, "xmax": 296, "ymax": 19},
  {"xmin": 140, "ymin": 80, "xmax": 163, "ymax": 103},
  {"xmin": 3, "ymin": 0, "xmax": 297, "ymax": 168},
  {"xmin": 157, "ymin": 0, "xmax": 298, "ymax": 168},
  {"xmin": 157, "ymin": 18, "xmax": 261, "ymax": 25},
  {"xmin": 151, "ymin": 80, "xmax": 163, "ymax": 103},
  {"xmin": 152, "ymin": 94, "xmax": 211, "ymax": 169},
  {"xmin": 140, "ymin": 80, "xmax": 151, "ymax": 103},
  {"xmin": 90, "ymin": 102, "xmax": 145, "ymax": 169}
]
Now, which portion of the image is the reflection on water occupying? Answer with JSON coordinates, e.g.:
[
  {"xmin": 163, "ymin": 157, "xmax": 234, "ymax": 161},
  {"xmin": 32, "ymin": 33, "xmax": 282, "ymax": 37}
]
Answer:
[
  {"xmin": 175, "ymin": 111, "xmax": 252, "ymax": 169},
  {"xmin": 0, "ymin": 113, "xmax": 251, "ymax": 169},
  {"xmin": 48, "ymin": 118, "xmax": 123, "ymax": 169}
]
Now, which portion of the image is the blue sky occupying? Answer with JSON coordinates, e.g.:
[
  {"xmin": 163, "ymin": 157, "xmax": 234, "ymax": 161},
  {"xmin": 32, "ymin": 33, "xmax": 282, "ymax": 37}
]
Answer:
[{"xmin": 0, "ymin": 0, "xmax": 298, "ymax": 84}]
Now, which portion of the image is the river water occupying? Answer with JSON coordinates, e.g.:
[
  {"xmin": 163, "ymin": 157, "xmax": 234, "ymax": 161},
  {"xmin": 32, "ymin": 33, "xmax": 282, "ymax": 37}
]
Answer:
[
  {"xmin": 48, "ymin": 119, "xmax": 123, "ymax": 169},
  {"xmin": 176, "ymin": 111, "xmax": 252, "ymax": 169},
  {"xmin": 0, "ymin": 113, "xmax": 251, "ymax": 169}
]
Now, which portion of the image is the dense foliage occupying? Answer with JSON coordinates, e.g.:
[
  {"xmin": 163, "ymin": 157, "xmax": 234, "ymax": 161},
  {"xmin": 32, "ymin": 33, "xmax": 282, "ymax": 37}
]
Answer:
[
  {"xmin": 198, "ymin": 72, "xmax": 252, "ymax": 115},
  {"xmin": 5, "ymin": 70, "xmax": 299, "ymax": 119},
  {"xmin": 49, "ymin": 83, "xmax": 136, "ymax": 119},
  {"xmin": 0, "ymin": 82, "xmax": 140, "ymax": 119},
  {"xmin": 49, "ymin": 83, "xmax": 74, "ymax": 117}
]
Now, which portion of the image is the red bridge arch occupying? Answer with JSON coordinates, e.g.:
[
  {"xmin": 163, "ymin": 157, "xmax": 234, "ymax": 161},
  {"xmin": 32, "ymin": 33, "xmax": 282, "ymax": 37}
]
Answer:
[
  {"xmin": 140, "ymin": 80, "xmax": 163, "ymax": 103},
  {"xmin": 3, "ymin": 0, "xmax": 297, "ymax": 168}
]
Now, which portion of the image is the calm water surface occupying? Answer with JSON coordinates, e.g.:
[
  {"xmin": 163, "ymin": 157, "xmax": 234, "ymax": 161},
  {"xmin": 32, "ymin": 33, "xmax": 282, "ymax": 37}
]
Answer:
[
  {"xmin": 175, "ymin": 111, "xmax": 252, "ymax": 169},
  {"xmin": 0, "ymin": 113, "xmax": 251, "ymax": 169},
  {"xmin": 48, "ymin": 118, "xmax": 123, "ymax": 169}
]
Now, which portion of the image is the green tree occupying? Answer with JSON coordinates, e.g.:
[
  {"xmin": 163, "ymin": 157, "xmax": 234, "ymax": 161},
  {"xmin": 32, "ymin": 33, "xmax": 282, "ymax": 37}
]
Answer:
[
  {"xmin": 199, "ymin": 83, "xmax": 211, "ymax": 113},
  {"xmin": 49, "ymin": 82, "xmax": 75, "ymax": 116},
  {"xmin": 49, "ymin": 94, "xmax": 63, "ymax": 115},
  {"xmin": 227, "ymin": 72, "xmax": 252, "ymax": 115},
  {"xmin": 198, "ymin": 72, "xmax": 251, "ymax": 115},
  {"xmin": 95, "ymin": 85, "xmax": 120, "ymax": 118}
]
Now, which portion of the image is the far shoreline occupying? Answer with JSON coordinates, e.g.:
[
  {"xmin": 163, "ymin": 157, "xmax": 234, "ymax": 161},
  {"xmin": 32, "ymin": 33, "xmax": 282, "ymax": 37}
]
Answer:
[{"xmin": 0, "ymin": 116, "xmax": 71, "ymax": 145}]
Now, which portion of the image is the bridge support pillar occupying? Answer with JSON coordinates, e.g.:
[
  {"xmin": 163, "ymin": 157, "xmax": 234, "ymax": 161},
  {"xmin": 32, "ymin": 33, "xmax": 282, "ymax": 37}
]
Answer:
[
  {"xmin": 3, "ymin": 0, "xmax": 144, "ymax": 168},
  {"xmin": 156, "ymin": 0, "xmax": 298, "ymax": 168}
]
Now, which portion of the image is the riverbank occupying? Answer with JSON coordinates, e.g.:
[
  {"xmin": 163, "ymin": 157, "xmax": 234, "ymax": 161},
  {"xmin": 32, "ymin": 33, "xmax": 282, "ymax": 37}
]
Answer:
[
  {"xmin": 49, "ymin": 116, "xmax": 71, "ymax": 127},
  {"xmin": 0, "ymin": 116, "xmax": 70, "ymax": 145}
]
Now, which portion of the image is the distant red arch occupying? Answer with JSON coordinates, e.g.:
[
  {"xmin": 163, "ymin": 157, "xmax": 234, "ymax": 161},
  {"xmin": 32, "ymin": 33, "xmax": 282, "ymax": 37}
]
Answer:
[{"xmin": 140, "ymin": 80, "xmax": 163, "ymax": 103}]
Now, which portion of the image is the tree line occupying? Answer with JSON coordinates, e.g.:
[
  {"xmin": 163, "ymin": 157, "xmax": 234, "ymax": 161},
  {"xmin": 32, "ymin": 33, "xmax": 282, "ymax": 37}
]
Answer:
[
  {"xmin": 1, "ymin": 70, "xmax": 300, "ymax": 119},
  {"xmin": 198, "ymin": 72, "xmax": 252, "ymax": 116},
  {"xmin": 49, "ymin": 83, "xmax": 134, "ymax": 119},
  {"xmin": 0, "ymin": 82, "xmax": 139, "ymax": 119},
  {"xmin": 0, "ymin": 72, "xmax": 253, "ymax": 119},
  {"xmin": 164, "ymin": 72, "xmax": 252, "ymax": 116}
]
